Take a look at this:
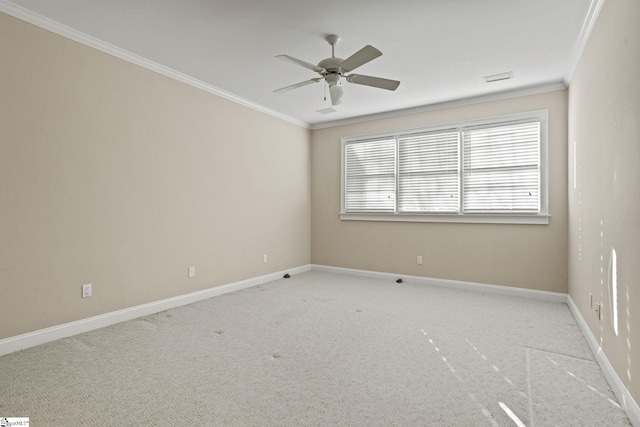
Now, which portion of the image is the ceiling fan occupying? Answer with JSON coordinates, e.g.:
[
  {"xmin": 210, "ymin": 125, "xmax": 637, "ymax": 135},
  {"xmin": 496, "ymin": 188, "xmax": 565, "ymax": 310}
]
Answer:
[{"xmin": 274, "ymin": 34, "xmax": 400, "ymax": 106}]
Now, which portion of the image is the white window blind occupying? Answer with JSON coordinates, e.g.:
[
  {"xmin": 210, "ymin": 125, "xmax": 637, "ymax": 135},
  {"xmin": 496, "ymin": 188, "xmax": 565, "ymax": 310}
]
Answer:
[
  {"xmin": 398, "ymin": 131, "xmax": 459, "ymax": 212},
  {"xmin": 344, "ymin": 138, "xmax": 396, "ymax": 212},
  {"xmin": 462, "ymin": 122, "xmax": 540, "ymax": 212},
  {"xmin": 341, "ymin": 111, "xmax": 548, "ymax": 224}
]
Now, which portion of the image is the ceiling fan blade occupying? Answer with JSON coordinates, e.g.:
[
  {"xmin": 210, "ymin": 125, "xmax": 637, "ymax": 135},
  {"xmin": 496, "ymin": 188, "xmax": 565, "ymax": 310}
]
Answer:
[
  {"xmin": 346, "ymin": 74, "xmax": 400, "ymax": 91},
  {"xmin": 340, "ymin": 45, "xmax": 382, "ymax": 73},
  {"xmin": 276, "ymin": 55, "xmax": 325, "ymax": 73},
  {"xmin": 274, "ymin": 78, "xmax": 322, "ymax": 93}
]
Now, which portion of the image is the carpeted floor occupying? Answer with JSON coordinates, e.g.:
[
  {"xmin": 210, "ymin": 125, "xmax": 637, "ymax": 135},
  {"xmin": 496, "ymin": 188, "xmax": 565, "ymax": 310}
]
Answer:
[{"xmin": 0, "ymin": 271, "xmax": 632, "ymax": 426}]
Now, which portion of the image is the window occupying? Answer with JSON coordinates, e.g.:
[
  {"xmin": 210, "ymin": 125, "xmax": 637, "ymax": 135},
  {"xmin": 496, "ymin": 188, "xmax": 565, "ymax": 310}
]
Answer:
[
  {"xmin": 398, "ymin": 130, "xmax": 460, "ymax": 213},
  {"xmin": 341, "ymin": 111, "xmax": 549, "ymax": 224},
  {"xmin": 344, "ymin": 138, "xmax": 396, "ymax": 212}
]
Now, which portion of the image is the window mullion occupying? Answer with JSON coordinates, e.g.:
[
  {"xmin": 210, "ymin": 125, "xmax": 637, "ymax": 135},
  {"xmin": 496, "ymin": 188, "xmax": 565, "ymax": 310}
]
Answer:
[
  {"xmin": 458, "ymin": 129, "xmax": 464, "ymax": 215},
  {"xmin": 394, "ymin": 136, "xmax": 399, "ymax": 213}
]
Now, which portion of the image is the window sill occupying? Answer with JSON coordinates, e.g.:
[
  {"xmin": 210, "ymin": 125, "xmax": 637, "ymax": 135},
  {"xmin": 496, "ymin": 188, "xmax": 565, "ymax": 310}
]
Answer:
[{"xmin": 339, "ymin": 212, "xmax": 550, "ymax": 225}]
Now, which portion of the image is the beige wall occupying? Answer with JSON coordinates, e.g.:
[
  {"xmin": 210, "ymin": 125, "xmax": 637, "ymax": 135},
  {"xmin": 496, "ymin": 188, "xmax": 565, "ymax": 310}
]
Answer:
[
  {"xmin": 311, "ymin": 90, "xmax": 568, "ymax": 292},
  {"xmin": 0, "ymin": 12, "xmax": 311, "ymax": 339},
  {"xmin": 568, "ymin": 0, "xmax": 640, "ymax": 404}
]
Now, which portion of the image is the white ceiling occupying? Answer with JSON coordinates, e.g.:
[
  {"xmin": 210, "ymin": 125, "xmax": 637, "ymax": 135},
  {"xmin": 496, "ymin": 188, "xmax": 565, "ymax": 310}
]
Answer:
[{"xmin": 5, "ymin": 0, "xmax": 595, "ymax": 128}]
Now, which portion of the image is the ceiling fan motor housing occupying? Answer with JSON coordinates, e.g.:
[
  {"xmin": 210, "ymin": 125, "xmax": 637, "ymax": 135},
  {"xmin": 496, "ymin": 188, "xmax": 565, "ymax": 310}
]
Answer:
[{"xmin": 318, "ymin": 57, "xmax": 344, "ymax": 75}]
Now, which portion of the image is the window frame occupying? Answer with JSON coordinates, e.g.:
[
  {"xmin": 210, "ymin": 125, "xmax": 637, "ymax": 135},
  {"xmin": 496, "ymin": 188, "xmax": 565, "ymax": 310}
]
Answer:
[{"xmin": 340, "ymin": 110, "xmax": 550, "ymax": 225}]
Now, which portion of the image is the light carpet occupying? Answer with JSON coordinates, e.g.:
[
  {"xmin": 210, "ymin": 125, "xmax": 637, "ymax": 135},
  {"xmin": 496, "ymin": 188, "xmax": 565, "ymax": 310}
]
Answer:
[{"xmin": 0, "ymin": 271, "xmax": 632, "ymax": 426}]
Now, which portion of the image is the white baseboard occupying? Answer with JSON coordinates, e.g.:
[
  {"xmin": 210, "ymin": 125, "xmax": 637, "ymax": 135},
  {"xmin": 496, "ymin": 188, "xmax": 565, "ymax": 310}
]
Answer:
[
  {"xmin": 310, "ymin": 264, "xmax": 568, "ymax": 303},
  {"xmin": 567, "ymin": 296, "xmax": 640, "ymax": 426},
  {"xmin": 0, "ymin": 264, "xmax": 311, "ymax": 357}
]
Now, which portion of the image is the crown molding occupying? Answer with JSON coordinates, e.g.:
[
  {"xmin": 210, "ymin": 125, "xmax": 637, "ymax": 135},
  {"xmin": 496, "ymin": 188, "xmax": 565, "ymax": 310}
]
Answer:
[
  {"xmin": 310, "ymin": 81, "xmax": 567, "ymax": 130},
  {"xmin": 0, "ymin": 2, "xmax": 310, "ymax": 129},
  {"xmin": 563, "ymin": 0, "xmax": 607, "ymax": 85},
  {"xmin": 1, "ymin": 1, "xmax": 594, "ymax": 133}
]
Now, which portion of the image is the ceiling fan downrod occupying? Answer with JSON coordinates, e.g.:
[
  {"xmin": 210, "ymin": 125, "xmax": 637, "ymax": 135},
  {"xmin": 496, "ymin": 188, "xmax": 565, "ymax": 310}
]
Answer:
[{"xmin": 326, "ymin": 34, "xmax": 340, "ymax": 58}]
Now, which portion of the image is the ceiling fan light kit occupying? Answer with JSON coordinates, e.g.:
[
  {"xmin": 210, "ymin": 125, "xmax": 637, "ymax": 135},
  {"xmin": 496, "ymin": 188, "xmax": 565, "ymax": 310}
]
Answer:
[
  {"xmin": 274, "ymin": 34, "xmax": 400, "ymax": 106},
  {"xmin": 329, "ymin": 84, "xmax": 344, "ymax": 105}
]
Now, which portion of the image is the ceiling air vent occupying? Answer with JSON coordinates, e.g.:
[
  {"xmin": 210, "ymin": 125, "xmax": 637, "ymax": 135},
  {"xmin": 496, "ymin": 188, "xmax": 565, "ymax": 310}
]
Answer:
[
  {"xmin": 483, "ymin": 71, "xmax": 513, "ymax": 83},
  {"xmin": 317, "ymin": 107, "xmax": 337, "ymax": 114}
]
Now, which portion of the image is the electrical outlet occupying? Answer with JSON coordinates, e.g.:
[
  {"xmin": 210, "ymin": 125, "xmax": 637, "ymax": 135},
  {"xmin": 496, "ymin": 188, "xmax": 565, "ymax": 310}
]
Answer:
[
  {"xmin": 263, "ymin": 254, "xmax": 268, "ymax": 263},
  {"xmin": 417, "ymin": 256, "xmax": 423, "ymax": 265},
  {"xmin": 82, "ymin": 283, "xmax": 92, "ymax": 298},
  {"xmin": 188, "ymin": 266, "xmax": 196, "ymax": 278}
]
